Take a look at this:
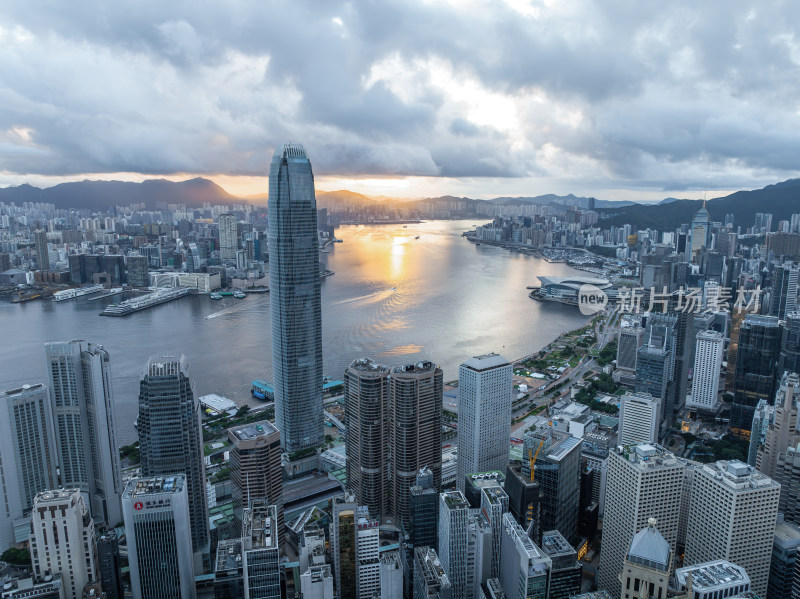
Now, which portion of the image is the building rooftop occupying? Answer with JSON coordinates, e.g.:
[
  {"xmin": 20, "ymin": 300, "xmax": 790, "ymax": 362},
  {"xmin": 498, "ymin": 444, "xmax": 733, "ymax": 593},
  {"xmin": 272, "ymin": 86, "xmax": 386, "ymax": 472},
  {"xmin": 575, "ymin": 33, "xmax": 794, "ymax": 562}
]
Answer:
[
  {"xmin": 540, "ymin": 530, "xmax": 576, "ymax": 559},
  {"xmin": 617, "ymin": 443, "xmax": 681, "ymax": 469},
  {"xmin": 347, "ymin": 357, "xmax": 391, "ymax": 373},
  {"xmin": 627, "ymin": 519, "xmax": 670, "ymax": 571},
  {"xmin": 416, "ymin": 547, "xmax": 450, "ymax": 588},
  {"xmin": 774, "ymin": 520, "xmax": 800, "ymax": 547},
  {"xmin": 442, "ymin": 491, "xmax": 470, "ymax": 510},
  {"xmin": 700, "ymin": 460, "xmax": 780, "ymax": 491},
  {"xmin": 392, "ymin": 360, "xmax": 439, "ymax": 375},
  {"xmin": 214, "ymin": 539, "xmax": 242, "ymax": 573},
  {"xmin": 33, "ymin": 489, "xmax": 80, "ymax": 505},
  {"xmin": 675, "ymin": 560, "xmax": 750, "ymax": 591},
  {"xmin": 230, "ymin": 419, "xmax": 279, "ymax": 441},
  {"xmin": 123, "ymin": 475, "xmax": 185, "ymax": 498},
  {"xmin": 242, "ymin": 502, "xmax": 278, "ymax": 551},
  {"xmin": 461, "ymin": 353, "xmax": 510, "ymax": 371}
]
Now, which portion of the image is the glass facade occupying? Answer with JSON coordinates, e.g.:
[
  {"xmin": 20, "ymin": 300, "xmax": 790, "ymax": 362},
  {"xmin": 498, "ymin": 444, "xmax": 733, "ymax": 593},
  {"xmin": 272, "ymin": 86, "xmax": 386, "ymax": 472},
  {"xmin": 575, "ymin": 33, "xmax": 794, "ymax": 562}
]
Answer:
[{"xmin": 268, "ymin": 143, "xmax": 324, "ymax": 452}]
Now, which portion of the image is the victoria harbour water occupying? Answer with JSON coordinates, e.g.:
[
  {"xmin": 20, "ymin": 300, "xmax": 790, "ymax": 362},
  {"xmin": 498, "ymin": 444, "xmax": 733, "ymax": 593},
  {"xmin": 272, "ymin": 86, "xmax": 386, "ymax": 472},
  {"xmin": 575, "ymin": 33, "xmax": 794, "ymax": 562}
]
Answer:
[{"xmin": 0, "ymin": 220, "xmax": 588, "ymax": 444}]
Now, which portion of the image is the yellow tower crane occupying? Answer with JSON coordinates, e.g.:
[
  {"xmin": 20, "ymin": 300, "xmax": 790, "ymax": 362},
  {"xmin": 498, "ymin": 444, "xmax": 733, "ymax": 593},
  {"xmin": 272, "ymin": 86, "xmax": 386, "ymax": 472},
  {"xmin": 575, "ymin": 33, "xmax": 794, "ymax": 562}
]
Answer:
[{"xmin": 528, "ymin": 437, "xmax": 545, "ymax": 482}]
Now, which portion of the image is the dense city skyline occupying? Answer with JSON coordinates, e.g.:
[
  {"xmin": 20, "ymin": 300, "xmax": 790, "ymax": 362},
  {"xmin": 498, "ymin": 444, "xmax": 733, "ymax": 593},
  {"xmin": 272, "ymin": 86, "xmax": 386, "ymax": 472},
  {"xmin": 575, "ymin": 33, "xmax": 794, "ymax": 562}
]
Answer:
[{"xmin": 2, "ymin": 2, "xmax": 800, "ymax": 202}]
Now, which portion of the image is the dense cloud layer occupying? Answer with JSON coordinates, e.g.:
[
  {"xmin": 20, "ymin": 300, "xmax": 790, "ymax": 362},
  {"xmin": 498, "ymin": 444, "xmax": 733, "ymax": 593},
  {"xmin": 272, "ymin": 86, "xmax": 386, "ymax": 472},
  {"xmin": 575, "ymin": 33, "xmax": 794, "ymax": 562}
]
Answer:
[{"xmin": 1, "ymin": 0, "xmax": 799, "ymax": 194}]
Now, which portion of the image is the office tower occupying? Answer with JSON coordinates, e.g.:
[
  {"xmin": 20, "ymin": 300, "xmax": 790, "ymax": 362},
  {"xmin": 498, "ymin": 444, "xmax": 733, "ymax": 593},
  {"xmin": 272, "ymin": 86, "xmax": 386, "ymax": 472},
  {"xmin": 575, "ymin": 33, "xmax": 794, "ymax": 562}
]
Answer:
[
  {"xmin": 380, "ymin": 552, "xmax": 403, "ymax": 599},
  {"xmin": 331, "ymin": 496, "xmax": 381, "ymax": 599},
  {"xmin": 123, "ymin": 476, "xmax": 195, "ymax": 599},
  {"xmin": 125, "ymin": 255, "xmax": 149, "ymax": 287},
  {"xmin": 618, "ymin": 392, "xmax": 662, "ymax": 445},
  {"xmin": 598, "ymin": 444, "xmax": 685, "ymax": 597},
  {"xmin": 685, "ymin": 460, "xmax": 780, "ymax": 597},
  {"xmin": 771, "ymin": 263, "xmax": 799, "ymax": 318},
  {"xmin": 503, "ymin": 466, "xmax": 539, "ymax": 533},
  {"xmin": 498, "ymin": 513, "xmax": 551, "ymax": 599},
  {"xmin": 29, "ymin": 489, "xmax": 97, "ymax": 599},
  {"xmin": 344, "ymin": 358, "xmax": 390, "ymax": 520},
  {"xmin": 268, "ymin": 143, "xmax": 324, "ymax": 453},
  {"xmin": 463, "ymin": 470, "xmax": 506, "ymax": 509},
  {"xmin": 456, "ymin": 353, "xmax": 512, "ymax": 492},
  {"xmin": 689, "ymin": 330, "xmax": 725, "ymax": 410},
  {"xmin": 438, "ymin": 492, "xmax": 473, "ymax": 599},
  {"xmin": 755, "ymin": 372, "xmax": 799, "ymax": 479},
  {"xmin": 731, "ymin": 315, "xmax": 782, "ymax": 437},
  {"xmin": 540, "ymin": 530, "xmax": 580, "ymax": 599},
  {"xmin": 616, "ymin": 326, "xmax": 644, "ymax": 384},
  {"xmin": 635, "ymin": 324, "xmax": 672, "ymax": 405},
  {"xmin": 479, "ymin": 485, "xmax": 509, "ymax": 580},
  {"xmin": 769, "ymin": 519, "xmax": 800, "ymax": 599},
  {"xmin": 228, "ymin": 420, "xmax": 283, "ymax": 545},
  {"xmin": 241, "ymin": 501, "xmax": 281, "ymax": 599},
  {"xmin": 690, "ymin": 202, "xmax": 711, "ymax": 263},
  {"xmin": 0, "ymin": 383, "xmax": 58, "ymax": 550},
  {"xmin": 214, "ymin": 539, "xmax": 244, "ymax": 599},
  {"xmin": 521, "ymin": 428, "xmax": 581, "ymax": 543},
  {"xmin": 777, "ymin": 444, "xmax": 800, "ymax": 524},
  {"xmin": 219, "ymin": 213, "xmax": 238, "ymax": 263},
  {"xmin": 404, "ymin": 468, "xmax": 440, "ymax": 599},
  {"xmin": 619, "ymin": 519, "xmax": 671, "ymax": 599},
  {"xmin": 34, "ymin": 229, "xmax": 49, "ymax": 269},
  {"xmin": 299, "ymin": 561, "xmax": 334, "ymax": 599},
  {"xmin": 45, "ymin": 341, "xmax": 123, "ymax": 525},
  {"xmin": 749, "ymin": 399, "xmax": 775, "ymax": 466},
  {"xmin": 781, "ymin": 312, "xmax": 800, "ymax": 376},
  {"xmin": 413, "ymin": 547, "xmax": 452, "ymax": 599},
  {"xmin": 137, "ymin": 356, "xmax": 209, "ymax": 557},
  {"xmin": 96, "ymin": 531, "xmax": 123, "ymax": 599},
  {"xmin": 390, "ymin": 361, "xmax": 443, "ymax": 528}
]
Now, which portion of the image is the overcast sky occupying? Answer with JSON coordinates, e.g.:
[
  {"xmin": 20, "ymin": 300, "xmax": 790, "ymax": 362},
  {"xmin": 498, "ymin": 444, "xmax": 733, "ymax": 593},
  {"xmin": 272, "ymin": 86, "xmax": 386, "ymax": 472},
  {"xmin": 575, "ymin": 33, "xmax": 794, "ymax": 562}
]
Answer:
[{"xmin": 1, "ymin": 1, "xmax": 799, "ymax": 201}]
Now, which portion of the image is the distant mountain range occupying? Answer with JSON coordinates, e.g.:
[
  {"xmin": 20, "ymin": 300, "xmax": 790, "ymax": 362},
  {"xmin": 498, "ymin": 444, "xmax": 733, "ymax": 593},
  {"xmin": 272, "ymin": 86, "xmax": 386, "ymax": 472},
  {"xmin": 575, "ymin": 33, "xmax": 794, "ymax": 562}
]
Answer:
[
  {"xmin": 600, "ymin": 179, "xmax": 800, "ymax": 231},
  {"xmin": 1, "ymin": 177, "xmax": 799, "ymax": 230}
]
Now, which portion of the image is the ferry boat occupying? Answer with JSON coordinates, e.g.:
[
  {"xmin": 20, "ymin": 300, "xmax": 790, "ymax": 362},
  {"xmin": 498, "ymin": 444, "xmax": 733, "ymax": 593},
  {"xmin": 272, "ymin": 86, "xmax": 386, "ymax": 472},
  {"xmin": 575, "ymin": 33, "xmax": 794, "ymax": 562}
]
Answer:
[
  {"xmin": 100, "ymin": 287, "xmax": 192, "ymax": 316},
  {"xmin": 52, "ymin": 284, "xmax": 105, "ymax": 301}
]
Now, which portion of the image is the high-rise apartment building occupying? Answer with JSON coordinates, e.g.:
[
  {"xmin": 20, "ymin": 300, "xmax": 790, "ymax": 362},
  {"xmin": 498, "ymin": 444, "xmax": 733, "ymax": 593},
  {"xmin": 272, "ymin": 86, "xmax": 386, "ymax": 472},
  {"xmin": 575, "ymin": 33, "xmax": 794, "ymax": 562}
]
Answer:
[
  {"xmin": 268, "ymin": 143, "xmax": 324, "ymax": 452},
  {"xmin": 689, "ymin": 330, "xmax": 725, "ymax": 410},
  {"xmin": 241, "ymin": 501, "xmax": 282, "ymax": 599},
  {"xmin": 0, "ymin": 383, "xmax": 58, "ymax": 550},
  {"xmin": 122, "ymin": 476, "xmax": 195, "ymax": 599},
  {"xmin": 45, "ymin": 341, "xmax": 123, "ymax": 525},
  {"xmin": 618, "ymin": 392, "xmax": 662, "ymax": 445},
  {"xmin": 755, "ymin": 372, "xmax": 799, "ymax": 480},
  {"xmin": 390, "ymin": 361, "xmax": 443, "ymax": 528},
  {"xmin": 219, "ymin": 213, "xmax": 238, "ymax": 263},
  {"xmin": 228, "ymin": 420, "xmax": 283, "ymax": 545},
  {"xmin": 731, "ymin": 314, "xmax": 782, "ymax": 436},
  {"xmin": 137, "ymin": 356, "xmax": 209, "ymax": 557},
  {"xmin": 521, "ymin": 428, "xmax": 581, "ymax": 543},
  {"xmin": 34, "ymin": 229, "xmax": 49, "ymax": 269},
  {"xmin": 456, "ymin": 353, "xmax": 512, "ymax": 492},
  {"xmin": 685, "ymin": 460, "xmax": 780, "ymax": 597},
  {"xmin": 29, "ymin": 489, "xmax": 97, "ymax": 599},
  {"xmin": 598, "ymin": 444, "xmax": 685, "ymax": 597},
  {"xmin": 498, "ymin": 513, "xmax": 551, "ymax": 599},
  {"xmin": 344, "ymin": 358, "xmax": 390, "ymax": 520}
]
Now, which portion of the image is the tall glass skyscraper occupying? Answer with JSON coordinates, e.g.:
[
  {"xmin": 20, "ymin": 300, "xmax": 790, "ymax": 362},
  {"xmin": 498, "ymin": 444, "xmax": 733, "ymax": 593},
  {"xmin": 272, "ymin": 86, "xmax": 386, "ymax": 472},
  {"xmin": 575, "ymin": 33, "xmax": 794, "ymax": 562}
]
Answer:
[{"xmin": 268, "ymin": 143, "xmax": 323, "ymax": 452}]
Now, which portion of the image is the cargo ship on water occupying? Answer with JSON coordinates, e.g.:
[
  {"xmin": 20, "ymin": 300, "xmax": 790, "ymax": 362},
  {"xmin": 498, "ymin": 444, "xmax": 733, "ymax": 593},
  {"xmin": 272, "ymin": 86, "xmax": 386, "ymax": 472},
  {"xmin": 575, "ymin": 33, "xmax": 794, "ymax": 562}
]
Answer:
[
  {"xmin": 100, "ymin": 287, "xmax": 193, "ymax": 316},
  {"xmin": 52, "ymin": 284, "xmax": 105, "ymax": 302}
]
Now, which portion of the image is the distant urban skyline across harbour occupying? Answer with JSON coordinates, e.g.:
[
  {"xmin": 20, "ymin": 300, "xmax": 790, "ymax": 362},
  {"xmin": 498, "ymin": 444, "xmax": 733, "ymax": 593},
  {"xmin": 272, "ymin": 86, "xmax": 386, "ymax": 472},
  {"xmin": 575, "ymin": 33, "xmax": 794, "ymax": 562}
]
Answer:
[{"xmin": 0, "ymin": 220, "xmax": 588, "ymax": 445}]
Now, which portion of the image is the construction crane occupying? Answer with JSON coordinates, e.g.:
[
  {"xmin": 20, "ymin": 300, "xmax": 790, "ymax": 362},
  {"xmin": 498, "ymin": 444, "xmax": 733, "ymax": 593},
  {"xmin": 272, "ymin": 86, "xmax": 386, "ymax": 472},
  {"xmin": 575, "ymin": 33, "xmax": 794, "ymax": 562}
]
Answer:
[{"xmin": 528, "ymin": 437, "xmax": 545, "ymax": 482}]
